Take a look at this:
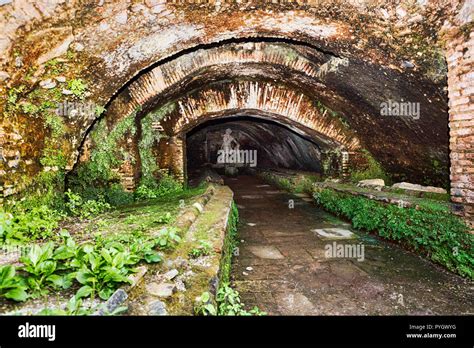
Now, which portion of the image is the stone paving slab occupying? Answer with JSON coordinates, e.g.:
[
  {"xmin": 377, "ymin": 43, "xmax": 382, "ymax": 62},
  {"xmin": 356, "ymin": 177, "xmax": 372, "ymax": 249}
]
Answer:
[{"xmin": 226, "ymin": 175, "xmax": 474, "ymax": 315}]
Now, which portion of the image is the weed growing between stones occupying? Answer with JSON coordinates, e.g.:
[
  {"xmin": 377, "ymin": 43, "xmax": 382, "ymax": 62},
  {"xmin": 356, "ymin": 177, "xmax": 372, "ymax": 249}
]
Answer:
[
  {"xmin": 194, "ymin": 285, "xmax": 265, "ymax": 316},
  {"xmin": 194, "ymin": 202, "xmax": 265, "ymax": 316}
]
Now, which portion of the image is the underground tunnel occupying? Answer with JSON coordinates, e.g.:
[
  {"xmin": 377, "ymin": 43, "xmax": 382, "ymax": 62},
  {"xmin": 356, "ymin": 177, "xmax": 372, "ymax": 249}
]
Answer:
[
  {"xmin": 185, "ymin": 116, "xmax": 340, "ymax": 183},
  {"xmin": 0, "ymin": 0, "xmax": 472, "ymax": 323}
]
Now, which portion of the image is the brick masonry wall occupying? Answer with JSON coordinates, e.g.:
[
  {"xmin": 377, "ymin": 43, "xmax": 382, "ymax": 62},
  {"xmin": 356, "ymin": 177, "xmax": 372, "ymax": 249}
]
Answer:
[{"xmin": 447, "ymin": 30, "xmax": 474, "ymax": 229}]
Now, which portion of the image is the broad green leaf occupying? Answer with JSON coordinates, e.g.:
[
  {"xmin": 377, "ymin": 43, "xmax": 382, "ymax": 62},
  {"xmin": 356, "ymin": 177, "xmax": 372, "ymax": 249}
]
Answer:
[
  {"xmin": 144, "ymin": 252, "xmax": 162, "ymax": 263},
  {"xmin": 75, "ymin": 285, "xmax": 93, "ymax": 299},
  {"xmin": 98, "ymin": 287, "xmax": 114, "ymax": 300},
  {"xmin": 76, "ymin": 271, "xmax": 94, "ymax": 285},
  {"xmin": 83, "ymin": 244, "xmax": 94, "ymax": 254},
  {"xmin": 0, "ymin": 265, "xmax": 15, "ymax": 281},
  {"xmin": 5, "ymin": 287, "xmax": 28, "ymax": 302}
]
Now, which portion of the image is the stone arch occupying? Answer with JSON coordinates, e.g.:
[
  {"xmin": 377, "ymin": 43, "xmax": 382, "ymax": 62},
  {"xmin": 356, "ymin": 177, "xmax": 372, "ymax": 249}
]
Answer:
[
  {"xmin": 104, "ymin": 40, "xmax": 345, "ymax": 127},
  {"xmin": 164, "ymin": 81, "xmax": 360, "ymax": 150}
]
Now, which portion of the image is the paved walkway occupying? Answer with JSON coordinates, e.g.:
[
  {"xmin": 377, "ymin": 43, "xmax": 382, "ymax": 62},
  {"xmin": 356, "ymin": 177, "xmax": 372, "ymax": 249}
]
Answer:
[{"xmin": 225, "ymin": 175, "xmax": 474, "ymax": 315}]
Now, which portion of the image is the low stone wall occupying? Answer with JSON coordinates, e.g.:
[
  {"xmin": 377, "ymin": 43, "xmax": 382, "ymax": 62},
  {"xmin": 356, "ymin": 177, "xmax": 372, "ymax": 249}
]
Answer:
[{"xmin": 125, "ymin": 184, "xmax": 236, "ymax": 315}]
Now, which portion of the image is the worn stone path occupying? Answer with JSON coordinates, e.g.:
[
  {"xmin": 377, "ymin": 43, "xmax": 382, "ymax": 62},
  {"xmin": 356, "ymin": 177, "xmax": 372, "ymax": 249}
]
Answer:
[{"xmin": 225, "ymin": 175, "xmax": 474, "ymax": 315}]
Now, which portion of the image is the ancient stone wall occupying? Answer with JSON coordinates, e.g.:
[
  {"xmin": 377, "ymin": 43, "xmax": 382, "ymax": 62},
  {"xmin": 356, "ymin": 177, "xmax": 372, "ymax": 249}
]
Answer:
[{"xmin": 446, "ymin": 30, "xmax": 474, "ymax": 228}]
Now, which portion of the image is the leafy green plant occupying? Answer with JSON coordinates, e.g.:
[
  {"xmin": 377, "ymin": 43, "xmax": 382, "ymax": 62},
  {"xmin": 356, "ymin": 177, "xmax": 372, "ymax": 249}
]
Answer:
[
  {"xmin": 20, "ymin": 243, "xmax": 69, "ymax": 297},
  {"xmin": 216, "ymin": 285, "xmax": 265, "ymax": 316},
  {"xmin": 0, "ymin": 211, "xmax": 24, "ymax": 243},
  {"xmin": 65, "ymin": 189, "xmax": 111, "ymax": 219},
  {"xmin": 68, "ymin": 112, "xmax": 137, "ymax": 191},
  {"xmin": 0, "ymin": 265, "xmax": 28, "ymax": 302},
  {"xmin": 155, "ymin": 227, "xmax": 181, "ymax": 250},
  {"xmin": 37, "ymin": 296, "xmax": 92, "ymax": 316},
  {"xmin": 189, "ymin": 241, "xmax": 212, "ymax": 258},
  {"xmin": 67, "ymin": 79, "xmax": 87, "ymax": 98},
  {"xmin": 81, "ymin": 200, "xmax": 111, "ymax": 219},
  {"xmin": 21, "ymin": 102, "xmax": 40, "ymax": 115},
  {"xmin": 95, "ymin": 105, "xmax": 106, "ymax": 116},
  {"xmin": 154, "ymin": 212, "xmax": 173, "ymax": 224},
  {"xmin": 44, "ymin": 113, "xmax": 66, "ymax": 138},
  {"xmin": 135, "ymin": 174, "xmax": 183, "ymax": 200},
  {"xmin": 130, "ymin": 240, "xmax": 162, "ymax": 264},
  {"xmin": 104, "ymin": 184, "xmax": 134, "ymax": 206},
  {"xmin": 194, "ymin": 291, "xmax": 217, "ymax": 315},
  {"xmin": 9, "ymin": 206, "xmax": 61, "ymax": 241},
  {"xmin": 71, "ymin": 243, "xmax": 136, "ymax": 300},
  {"xmin": 194, "ymin": 285, "xmax": 265, "ymax": 316},
  {"xmin": 6, "ymin": 85, "xmax": 26, "ymax": 107}
]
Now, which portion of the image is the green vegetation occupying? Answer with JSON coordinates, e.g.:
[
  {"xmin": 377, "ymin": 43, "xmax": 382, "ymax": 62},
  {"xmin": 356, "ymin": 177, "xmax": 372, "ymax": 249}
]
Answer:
[
  {"xmin": 20, "ymin": 242, "xmax": 72, "ymax": 298},
  {"xmin": 154, "ymin": 227, "xmax": 181, "ymax": 250},
  {"xmin": 135, "ymin": 174, "xmax": 183, "ymax": 200},
  {"xmin": 0, "ymin": 265, "xmax": 28, "ymax": 302},
  {"xmin": 219, "ymin": 202, "xmax": 239, "ymax": 284},
  {"xmin": 349, "ymin": 149, "xmax": 389, "ymax": 183},
  {"xmin": 194, "ymin": 285, "xmax": 265, "ymax": 316},
  {"xmin": 0, "ymin": 183, "xmax": 208, "ymax": 305},
  {"xmin": 67, "ymin": 78, "xmax": 88, "ymax": 99},
  {"xmin": 188, "ymin": 240, "xmax": 212, "ymax": 259},
  {"xmin": 138, "ymin": 109, "xmax": 164, "ymax": 184},
  {"xmin": 0, "ymin": 206, "xmax": 61, "ymax": 244},
  {"xmin": 136, "ymin": 103, "xmax": 181, "ymax": 200},
  {"xmin": 38, "ymin": 296, "xmax": 94, "ymax": 316},
  {"xmin": 72, "ymin": 242, "xmax": 137, "ymax": 300},
  {"xmin": 74, "ymin": 112, "xmax": 137, "ymax": 187},
  {"xmin": 313, "ymin": 188, "xmax": 473, "ymax": 279},
  {"xmin": 44, "ymin": 58, "xmax": 64, "ymax": 75},
  {"xmin": 65, "ymin": 189, "xmax": 111, "ymax": 219},
  {"xmin": 0, "ymin": 226, "xmax": 170, "ymax": 303},
  {"xmin": 193, "ymin": 202, "xmax": 264, "ymax": 316},
  {"xmin": 259, "ymin": 171, "xmax": 320, "ymax": 194}
]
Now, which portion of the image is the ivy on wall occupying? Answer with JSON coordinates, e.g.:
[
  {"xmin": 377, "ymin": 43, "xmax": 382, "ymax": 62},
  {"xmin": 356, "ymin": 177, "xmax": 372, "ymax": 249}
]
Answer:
[
  {"xmin": 67, "ymin": 109, "xmax": 139, "ymax": 203},
  {"xmin": 138, "ymin": 102, "xmax": 176, "ymax": 186},
  {"xmin": 139, "ymin": 109, "xmax": 163, "ymax": 184}
]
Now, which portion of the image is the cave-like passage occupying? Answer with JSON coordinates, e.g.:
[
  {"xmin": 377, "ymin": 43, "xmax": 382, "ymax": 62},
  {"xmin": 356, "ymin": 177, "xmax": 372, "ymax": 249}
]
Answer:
[{"xmin": 185, "ymin": 116, "xmax": 342, "ymax": 185}]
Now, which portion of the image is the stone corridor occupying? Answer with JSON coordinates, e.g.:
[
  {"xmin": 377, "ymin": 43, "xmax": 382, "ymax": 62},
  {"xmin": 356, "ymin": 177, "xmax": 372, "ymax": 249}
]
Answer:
[{"xmin": 227, "ymin": 176, "xmax": 474, "ymax": 315}]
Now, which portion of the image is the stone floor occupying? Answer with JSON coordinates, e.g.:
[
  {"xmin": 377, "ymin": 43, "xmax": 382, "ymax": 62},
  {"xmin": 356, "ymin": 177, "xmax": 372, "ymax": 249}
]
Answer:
[{"xmin": 225, "ymin": 175, "xmax": 474, "ymax": 315}]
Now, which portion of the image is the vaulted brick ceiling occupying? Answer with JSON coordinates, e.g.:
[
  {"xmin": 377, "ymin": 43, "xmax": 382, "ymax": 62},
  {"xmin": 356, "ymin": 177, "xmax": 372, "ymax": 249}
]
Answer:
[{"xmin": 1, "ymin": 0, "xmax": 471, "ymax": 190}]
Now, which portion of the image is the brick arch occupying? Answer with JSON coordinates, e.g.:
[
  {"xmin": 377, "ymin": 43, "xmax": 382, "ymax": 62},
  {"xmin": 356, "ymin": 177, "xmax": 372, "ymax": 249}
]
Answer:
[
  {"xmin": 81, "ymin": 40, "xmax": 363, "ymax": 185},
  {"xmin": 104, "ymin": 40, "xmax": 345, "ymax": 125},
  {"xmin": 124, "ymin": 80, "xmax": 362, "ymax": 185},
  {"xmin": 164, "ymin": 80, "xmax": 361, "ymax": 151}
]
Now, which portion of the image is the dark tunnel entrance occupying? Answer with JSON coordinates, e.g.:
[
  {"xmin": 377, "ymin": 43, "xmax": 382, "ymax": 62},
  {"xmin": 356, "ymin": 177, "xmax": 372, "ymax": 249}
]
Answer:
[{"xmin": 185, "ymin": 116, "xmax": 339, "ymax": 185}]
